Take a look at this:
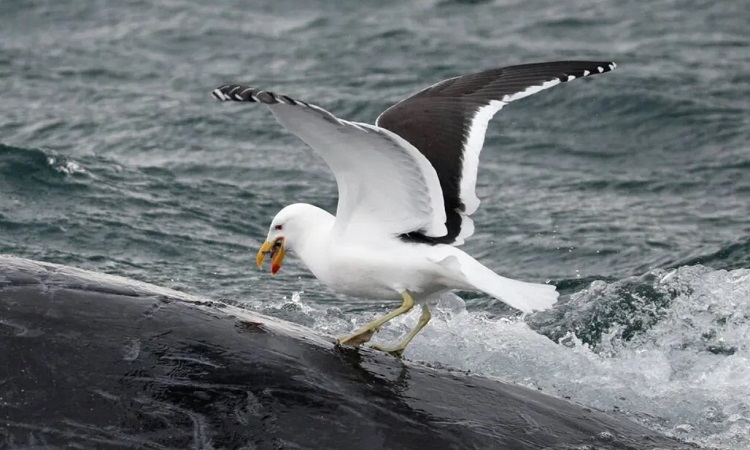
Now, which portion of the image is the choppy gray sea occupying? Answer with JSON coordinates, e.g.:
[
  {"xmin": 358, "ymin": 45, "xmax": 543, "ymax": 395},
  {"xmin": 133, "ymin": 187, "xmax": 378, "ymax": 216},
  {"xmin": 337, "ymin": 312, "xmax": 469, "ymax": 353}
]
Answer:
[{"xmin": 2, "ymin": 0, "xmax": 749, "ymax": 448}]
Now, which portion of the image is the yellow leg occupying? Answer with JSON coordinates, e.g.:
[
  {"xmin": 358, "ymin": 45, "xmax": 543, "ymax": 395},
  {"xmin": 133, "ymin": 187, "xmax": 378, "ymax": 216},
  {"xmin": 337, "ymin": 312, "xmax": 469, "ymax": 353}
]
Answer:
[
  {"xmin": 336, "ymin": 291, "xmax": 415, "ymax": 347},
  {"xmin": 370, "ymin": 304, "xmax": 432, "ymax": 357}
]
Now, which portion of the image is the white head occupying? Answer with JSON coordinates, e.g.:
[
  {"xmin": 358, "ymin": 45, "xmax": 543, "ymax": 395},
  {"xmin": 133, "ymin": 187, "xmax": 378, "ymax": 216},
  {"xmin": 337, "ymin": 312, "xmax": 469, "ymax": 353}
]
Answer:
[{"xmin": 256, "ymin": 203, "xmax": 333, "ymax": 275}]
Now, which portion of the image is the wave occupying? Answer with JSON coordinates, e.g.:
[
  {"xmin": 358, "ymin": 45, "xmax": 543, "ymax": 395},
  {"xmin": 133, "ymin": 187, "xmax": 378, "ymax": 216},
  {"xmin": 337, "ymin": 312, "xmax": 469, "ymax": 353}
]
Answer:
[
  {"xmin": 246, "ymin": 264, "xmax": 750, "ymax": 449},
  {"xmin": 669, "ymin": 236, "xmax": 750, "ymax": 272},
  {"xmin": 0, "ymin": 144, "xmax": 88, "ymax": 187}
]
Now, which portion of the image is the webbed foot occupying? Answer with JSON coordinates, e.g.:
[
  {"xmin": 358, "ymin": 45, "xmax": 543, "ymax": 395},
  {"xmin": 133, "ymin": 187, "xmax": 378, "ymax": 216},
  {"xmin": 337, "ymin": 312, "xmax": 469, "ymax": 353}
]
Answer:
[
  {"xmin": 368, "ymin": 343, "xmax": 405, "ymax": 358},
  {"xmin": 336, "ymin": 328, "xmax": 378, "ymax": 347}
]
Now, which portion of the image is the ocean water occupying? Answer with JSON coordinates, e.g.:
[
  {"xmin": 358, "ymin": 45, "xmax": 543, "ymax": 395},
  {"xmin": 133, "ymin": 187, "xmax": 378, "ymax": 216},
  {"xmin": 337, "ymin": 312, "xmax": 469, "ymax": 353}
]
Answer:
[{"xmin": 1, "ymin": 0, "xmax": 749, "ymax": 448}]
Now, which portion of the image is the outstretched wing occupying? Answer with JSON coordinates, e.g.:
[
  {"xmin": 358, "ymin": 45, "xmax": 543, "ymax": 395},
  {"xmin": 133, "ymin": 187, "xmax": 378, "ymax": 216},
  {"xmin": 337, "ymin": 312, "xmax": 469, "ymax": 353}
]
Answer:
[
  {"xmin": 213, "ymin": 85, "xmax": 447, "ymax": 240},
  {"xmin": 377, "ymin": 61, "xmax": 617, "ymax": 245}
]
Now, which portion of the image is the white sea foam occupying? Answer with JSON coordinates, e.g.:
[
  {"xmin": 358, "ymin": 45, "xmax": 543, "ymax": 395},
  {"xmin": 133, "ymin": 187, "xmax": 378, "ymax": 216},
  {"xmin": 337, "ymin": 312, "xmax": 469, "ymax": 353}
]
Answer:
[
  {"xmin": 252, "ymin": 265, "xmax": 750, "ymax": 449},
  {"xmin": 46, "ymin": 156, "xmax": 86, "ymax": 175}
]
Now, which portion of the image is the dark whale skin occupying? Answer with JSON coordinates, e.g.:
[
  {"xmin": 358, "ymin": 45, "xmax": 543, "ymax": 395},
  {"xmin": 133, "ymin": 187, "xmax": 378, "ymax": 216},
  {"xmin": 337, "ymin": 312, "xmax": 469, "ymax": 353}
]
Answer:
[{"xmin": 0, "ymin": 255, "xmax": 693, "ymax": 450}]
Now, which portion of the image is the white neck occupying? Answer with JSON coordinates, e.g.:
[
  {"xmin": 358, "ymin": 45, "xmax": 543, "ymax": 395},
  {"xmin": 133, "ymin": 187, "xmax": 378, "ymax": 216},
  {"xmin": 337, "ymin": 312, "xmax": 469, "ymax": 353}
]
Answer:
[{"xmin": 283, "ymin": 204, "xmax": 335, "ymax": 273}]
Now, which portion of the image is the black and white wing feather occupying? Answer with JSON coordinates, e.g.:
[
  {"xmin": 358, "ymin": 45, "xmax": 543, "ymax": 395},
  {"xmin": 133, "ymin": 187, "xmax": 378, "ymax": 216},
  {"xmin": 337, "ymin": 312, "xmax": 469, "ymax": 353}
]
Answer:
[
  {"xmin": 213, "ymin": 85, "xmax": 448, "ymax": 240},
  {"xmin": 214, "ymin": 61, "xmax": 615, "ymax": 246},
  {"xmin": 376, "ymin": 60, "xmax": 616, "ymax": 245}
]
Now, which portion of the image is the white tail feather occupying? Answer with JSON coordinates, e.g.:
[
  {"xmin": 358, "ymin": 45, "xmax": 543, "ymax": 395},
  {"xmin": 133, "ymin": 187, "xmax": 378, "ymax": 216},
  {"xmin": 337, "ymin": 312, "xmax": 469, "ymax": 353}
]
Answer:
[{"xmin": 438, "ymin": 250, "xmax": 559, "ymax": 313}]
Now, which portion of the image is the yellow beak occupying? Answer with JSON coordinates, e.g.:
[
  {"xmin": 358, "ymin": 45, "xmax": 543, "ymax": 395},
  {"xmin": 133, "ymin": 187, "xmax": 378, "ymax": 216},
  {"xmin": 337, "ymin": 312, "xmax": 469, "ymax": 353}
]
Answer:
[{"xmin": 256, "ymin": 238, "xmax": 286, "ymax": 275}]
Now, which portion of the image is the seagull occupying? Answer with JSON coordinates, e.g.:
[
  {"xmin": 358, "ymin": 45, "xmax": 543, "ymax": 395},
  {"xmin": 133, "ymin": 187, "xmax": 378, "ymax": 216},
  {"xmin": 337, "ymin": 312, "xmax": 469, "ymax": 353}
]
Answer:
[{"xmin": 213, "ymin": 61, "xmax": 616, "ymax": 356}]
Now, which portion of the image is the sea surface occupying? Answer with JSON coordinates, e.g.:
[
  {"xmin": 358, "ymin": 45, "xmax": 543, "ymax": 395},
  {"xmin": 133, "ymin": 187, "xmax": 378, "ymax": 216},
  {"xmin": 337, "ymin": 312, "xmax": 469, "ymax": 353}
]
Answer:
[{"xmin": 1, "ymin": 0, "xmax": 749, "ymax": 448}]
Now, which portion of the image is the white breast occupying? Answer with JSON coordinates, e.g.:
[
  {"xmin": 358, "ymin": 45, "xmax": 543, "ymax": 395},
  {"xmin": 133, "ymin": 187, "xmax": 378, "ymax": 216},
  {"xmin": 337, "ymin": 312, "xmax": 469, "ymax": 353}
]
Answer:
[{"xmin": 298, "ymin": 235, "xmax": 462, "ymax": 300}]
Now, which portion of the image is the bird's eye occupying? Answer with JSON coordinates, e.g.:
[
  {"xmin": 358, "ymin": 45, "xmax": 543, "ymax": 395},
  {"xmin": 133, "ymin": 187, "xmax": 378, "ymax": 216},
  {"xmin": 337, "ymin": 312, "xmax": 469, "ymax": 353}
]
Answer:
[{"xmin": 274, "ymin": 224, "xmax": 283, "ymax": 231}]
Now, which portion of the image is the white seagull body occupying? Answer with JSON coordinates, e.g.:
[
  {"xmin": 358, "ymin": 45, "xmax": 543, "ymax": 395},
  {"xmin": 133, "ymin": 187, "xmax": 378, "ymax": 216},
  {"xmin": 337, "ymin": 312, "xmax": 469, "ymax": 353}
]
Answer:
[{"xmin": 213, "ymin": 60, "xmax": 616, "ymax": 355}]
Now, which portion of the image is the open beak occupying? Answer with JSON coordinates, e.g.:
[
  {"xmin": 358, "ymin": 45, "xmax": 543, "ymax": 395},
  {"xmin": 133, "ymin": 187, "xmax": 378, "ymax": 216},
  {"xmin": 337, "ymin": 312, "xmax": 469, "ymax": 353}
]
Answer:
[{"xmin": 256, "ymin": 237, "xmax": 286, "ymax": 275}]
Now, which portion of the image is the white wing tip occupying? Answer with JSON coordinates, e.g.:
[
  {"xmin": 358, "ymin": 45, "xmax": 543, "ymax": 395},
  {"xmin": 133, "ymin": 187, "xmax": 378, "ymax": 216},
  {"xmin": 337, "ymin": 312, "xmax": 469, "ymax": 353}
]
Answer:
[{"xmin": 452, "ymin": 213, "xmax": 476, "ymax": 246}]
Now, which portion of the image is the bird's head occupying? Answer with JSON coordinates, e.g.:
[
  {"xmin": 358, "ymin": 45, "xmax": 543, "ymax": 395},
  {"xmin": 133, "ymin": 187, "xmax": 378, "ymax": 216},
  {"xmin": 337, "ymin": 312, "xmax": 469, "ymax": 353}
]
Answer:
[{"xmin": 256, "ymin": 203, "xmax": 332, "ymax": 275}]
